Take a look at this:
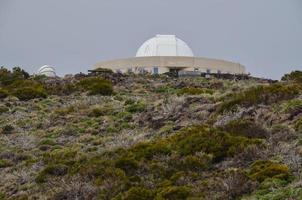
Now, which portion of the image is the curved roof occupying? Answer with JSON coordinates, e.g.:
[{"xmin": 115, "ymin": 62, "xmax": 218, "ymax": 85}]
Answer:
[
  {"xmin": 37, "ymin": 65, "xmax": 56, "ymax": 77},
  {"xmin": 136, "ymin": 35, "xmax": 194, "ymax": 57}
]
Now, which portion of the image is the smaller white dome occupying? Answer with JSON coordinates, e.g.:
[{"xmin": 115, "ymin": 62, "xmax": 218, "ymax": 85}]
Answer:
[{"xmin": 37, "ymin": 65, "xmax": 56, "ymax": 77}]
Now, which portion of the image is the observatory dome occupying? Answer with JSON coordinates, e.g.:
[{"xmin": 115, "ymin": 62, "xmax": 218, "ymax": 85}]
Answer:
[
  {"xmin": 136, "ymin": 35, "xmax": 194, "ymax": 57},
  {"xmin": 37, "ymin": 65, "xmax": 56, "ymax": 77}
]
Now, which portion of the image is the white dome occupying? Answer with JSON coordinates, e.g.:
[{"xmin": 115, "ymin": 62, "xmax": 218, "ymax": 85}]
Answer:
[
  {"xmin": 37, "ymin": 65, "xmax": 56, "ymax": 77},
  {"xmin": 136, "ymin": 35, "xmax": 194, "ymax": 57}
]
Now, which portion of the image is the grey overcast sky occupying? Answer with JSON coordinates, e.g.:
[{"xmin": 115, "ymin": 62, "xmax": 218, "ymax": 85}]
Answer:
[{"xmin": 0, "ymin": 0, "xmax": 301, "ymax": 79}]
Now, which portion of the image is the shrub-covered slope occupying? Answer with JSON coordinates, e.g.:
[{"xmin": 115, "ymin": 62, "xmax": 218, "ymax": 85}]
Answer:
[{"xmin": 0, "ymin": 67, "xmax": 302, "ymax": 199}]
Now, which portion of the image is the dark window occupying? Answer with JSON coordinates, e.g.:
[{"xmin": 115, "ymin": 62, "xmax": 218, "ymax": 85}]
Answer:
[{"xmin": 153, "ymin": 67, "xmax": 158, "ymax": 74}]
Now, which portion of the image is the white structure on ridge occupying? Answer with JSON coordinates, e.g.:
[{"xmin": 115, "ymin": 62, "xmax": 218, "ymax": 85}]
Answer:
[
  {"xmin": 136, "ymin": 35, "xmax": 194, "ymax": 57},
  {"xmin": 37, "ymin": 65, "xmax": 56, "ymax": 77},
  {"xmin": 94, "ymin": 34, "xmax": 246, "ymax": 75}
]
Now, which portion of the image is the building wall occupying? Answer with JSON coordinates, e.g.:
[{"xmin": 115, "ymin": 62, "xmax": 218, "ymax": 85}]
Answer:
[{"xmin": 94, "ymin": 56, "xmax": 246, "ymax": 74}]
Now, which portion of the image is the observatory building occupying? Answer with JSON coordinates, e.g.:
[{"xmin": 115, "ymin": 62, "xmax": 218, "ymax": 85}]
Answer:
[
  {"xmin": 94, "ymin": 35, "xmax": 246, "ymax": 75},
  {"xmin": 37, "ymin": 65, "xmax": 57, "ymax": 77}
]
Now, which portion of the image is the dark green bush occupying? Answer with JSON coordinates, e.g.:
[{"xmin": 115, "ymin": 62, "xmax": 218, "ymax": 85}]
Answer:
[
  {"xmin": 0, "ymin": 159, "xmax": 12, "ymax": 168},
  {"xmin": 77, "ymin": 77, "xmax": 113, "ymax": 95},
  {"xmin": 45, "ymin": 82, "xmax": 77, "ymax": 96},
  {"xmin": 12, "ymin": 86, "xmax": 47, "ymax": 101},
  {"xmin": 5, "ymin": 79, "xmax": 48, "ymax": 101},
  {"xmin": 219, "ymin": 83, "xmax": 301, "ymax": 112},
  {"xmin": 39, "ymin": 139, "xmax": 56, "ymax": 146},
  {"xmin": 88, "ymin": 106, "xmax": 114, "ymax": 117},
  {"xmin": 156, "ymin": 186, "xmax": 191, "ymax": 200},
  {"xmin": 0, "ymin": 193, "xmax": 5, "ymax": 200},
  {"xmin": 89, "ymin": 83, "xmax": 113, "ymax": 95},
  {"xmin": 295, "ymin": 118, "xmax": 302, "ymax": 133},
  {"xmin": 124, "ymin": 99, "xmax": 136, "ymax": 105},
  {"xmin": 0, "ymin": 106, "xmax": 9, "ymax": 114},
  {"xmin": 1, "ymin": 125, "xmax": 14, "ymax": 134},
  {"xmin": 122, "ymin": 186, "xmax": 154, "ymax": 200},
  {"xmin": 43, "ymin": 164, "xmax": 68, "ymax": 176},
  {"xmin": 0, "ymin": 67, "xmax": 29, "ymax": 86},
  {"xmin": 181, "ymin": 155, "xmax": 211, "ymax": 171},
  {"xmin": 88, "ymin": 107, "xmax": 103, "ymax": 117},
  {"xmin": 154, "ymin": 86, "xmax": 178, "ymax": 94},
  {"xmin": 130, "ymin": 141, "xmax": 172, "ymax": 160},
  {"xmin": 222, "ymin": 119, "xmax": 268, "ymax": 138},
  {"xmin": 36, "ymin": 164, "xmax": 69, "ymax": 183},
  {"xmin": 172, "ymin": 126, "xmax": 262, "ymax": 161},
  {"xmin": 281, "ymin": 99, "xmax": 302, "ymax": 117},
  {"xmin": 126, "ymin": 102, "xmax": 146, "ymax": 113},
  {"xmin": 0, "ymin": 89, "xmax": 9, "ymax": 99},
  {"xmin": 178, "ymin": 87, "xmax": 214, "ymax": 95},
  {"xmin": 115, "ymin": 156, "xmax": 139, "ymax": 175},
  {"xmin": 282, "ymin": 70, "xmax": 302, "ymax": 83},
  {"xmin": 247, "ymin": 160, "xmax": 290, "ymax": 182}
]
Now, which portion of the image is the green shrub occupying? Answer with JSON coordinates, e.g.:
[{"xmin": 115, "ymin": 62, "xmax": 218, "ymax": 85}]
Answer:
[
  {"xmin": 39, "ymin": 139, "xmax": 56, "ymax": 146},
  {"xmin": 89, "ymin": 83, "xmax": 113, "ymax": 95},
  {"xmin": 43, "ymin": 164, "xmax": 68, "ymax": 176},
  {"xmin": 119, "ymin": 125, "xmax": 261, "ymax": 164},
  {"xmin": 77, "ymin": 77, "xmax": 113, "ymax": 95},
  {"xmin": 280, "ymin": 99, "xmax": 302, "ymax": 116},
  {"xmin": 126, "ymin": 102, "xmax": 146, "ymax": 113},
  {"xmin": 88, "ymin": 106, "xmax": 114, "ymax": 117},
  {"xmin": 242, "ymin": 178, "xmax": 302, "ymax": 200},
  {"xmin": 282, "ymin": 70, "xmax": 302, "ymax": 83},
  {"xmin": 0, "ymin": 67, "xmax": 29, "ymax": 86},
  {"xmin": 295, "ymin": 118, "xmax": 302, "ymax": 133},
  {"xmin": 1, "ymin": 125, "xmax": 14, "ymax": 134},
  {"xmin": 124, "ymin": 99, "xmax": 136, "ymax": 105},
  {"xmin": 106, "ymin": 125, "xmax": 119, "ymax": 133},
  {"xmin": 116, "ymin": 111, "xmax": 133, "ymax": 122},
  {"xmin": 0, "ymin": 88, "xmax": 9, "ymax": 99},
  {"xmin": 13, "ymin": 86, "xmax": 46, "ymax": 100},
  {"xmin": 178, "ymin": 87, "xmax": 213, "ymax": 95},
  {"xmin": 130, "ymin": 141, "xmax": 172, "ymax": 160},
  {"xmin": 181, "ymin": 154, "xmax": 211, "ymax": 171},
  {"xmin": 222, "ymin": 119, "xmax": 268, "ymax": 138},
  {"xmin": 0, "ymin": 192, "xmax": 6, "ymax": 200},
  {"xmin": 0, "ymin": 105, "xmax": 9, "ymax": 114},
  {"xmin": 0, "ymin": 159, "xmax": 12, "ymax": 168},
  {"xmin": 36, "ymin": 164, "xmax": 69, "ymax": 183},
  {"xmin": 53, "ymin": 106, "xmax": 75, "ymax": 116},
  {"xmin": 122, "ymin": 186, "xmax": 154, "ymax": 200},
  {"xmin": 4, "ymin": 79, "xmax": 47, "ymax": 101},
  {"xmin": 45, "ymin": 82, "xmax": 77, "ymax": 96},
  {"xmin": 219, "ymin": 83, "xmax": 301, "ymax": 112},
  {"xmin": 172, "ymin": 126, "xmax": 262, "ymax": 161},
  {"xmin": 96, "ymin": 167, "xmax": 128, "ymax": 199},
  {"xmin": 247, "ymin": 160, "xmax": 290, "ymax": 182},
  {"xmin": 156, "ymin": 186, "xmax": 191, "ymax": 200},
  {"xmin": 88, "ymin": 107, "xmax": 103, "ymax": 117},
  {"xmin": 115, "ymin": 156, "xmax": 139, "ymax": 175},
  {"xmin": 43, "ymin": 148, "xmax": 79, "ymax": 167},
  {"xmin": 154, "ymin": 86, "xmax": 178, "ymax": 94}
]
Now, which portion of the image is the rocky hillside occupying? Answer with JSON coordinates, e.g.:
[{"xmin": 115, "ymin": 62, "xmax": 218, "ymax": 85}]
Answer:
[{"xmin": 0, "ymin": 68, "xmax": 302, "ymax": 200}]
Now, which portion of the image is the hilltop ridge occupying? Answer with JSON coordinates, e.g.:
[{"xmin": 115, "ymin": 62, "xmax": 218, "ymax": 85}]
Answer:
[{"xmin": 0, "ymin": 68, "xmax": 302, "ymax": 199}]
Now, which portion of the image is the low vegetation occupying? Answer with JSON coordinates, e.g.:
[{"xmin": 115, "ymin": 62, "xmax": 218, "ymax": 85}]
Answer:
[
  {"xmin": 282, "ymin": 70, "xmax": 302, "ymax": 83},
  {"xmin": 77, "ymin": 77, "xmax": 113, "ymax": 95},
  {"xmin": 0, "ymin": 67, "xmax": 301, "ymax": 199},
  {"xmin": 219, "ymin": 83, "xmax": 301, "ymax": 112}
]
